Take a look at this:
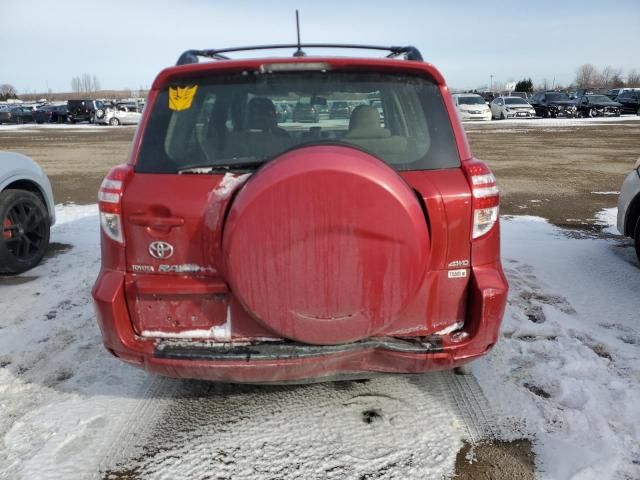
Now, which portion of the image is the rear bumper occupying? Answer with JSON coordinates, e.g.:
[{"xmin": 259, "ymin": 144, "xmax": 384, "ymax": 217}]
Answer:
[{"xmin": 92, "ymin": 263, "xmax": 508, "ymax": 383}]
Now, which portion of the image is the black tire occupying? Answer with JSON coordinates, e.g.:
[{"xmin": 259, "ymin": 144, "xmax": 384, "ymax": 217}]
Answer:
[
  {"xmin": 588, "ymin": 108, "xmax": 597, "ymax": 118},
  {"xmin": 634, "ymin": 218, "xmax": 640, "ymax": 264},
  {"xmin": 109, "ymin": 117, "xmax": 120, "ymax": 126},
  {"xmin": 69, "ymin": 118, "xmax": 76, "ymax": 124},
  {"xmin": 0, "ymin": 189, "xmax": 50, "ymax": 274}
]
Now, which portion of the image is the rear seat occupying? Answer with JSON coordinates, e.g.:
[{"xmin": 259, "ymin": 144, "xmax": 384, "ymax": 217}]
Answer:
[{"xmin": 342, "ymin": 105, "xmax": 410, "ymax": 163}]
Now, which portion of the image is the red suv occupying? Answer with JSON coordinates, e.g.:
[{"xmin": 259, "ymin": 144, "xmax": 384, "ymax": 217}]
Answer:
[{"xmin": 92, "ymin": 44, "xmax": 508, "ymax": 383}]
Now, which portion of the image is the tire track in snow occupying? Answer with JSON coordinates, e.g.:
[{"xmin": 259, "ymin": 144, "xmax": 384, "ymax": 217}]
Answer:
[{"xmin": 102, "ymin": 372, "xmax": 501, "ymax": 480}]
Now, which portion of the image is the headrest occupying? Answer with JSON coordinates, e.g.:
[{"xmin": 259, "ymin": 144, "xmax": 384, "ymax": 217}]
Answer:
[
  {"xmin": 346, "ymin": 105, "xmax": 390, "ymax": 139},
  {"xmin": 247, "ymin": 97, "xmax": 277, "ymax": 131}
]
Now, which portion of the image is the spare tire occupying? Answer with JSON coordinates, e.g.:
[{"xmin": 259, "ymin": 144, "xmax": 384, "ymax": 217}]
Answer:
[{"xmin": 222, "ymin": 145, "xmax": 430, "ymax": 345}]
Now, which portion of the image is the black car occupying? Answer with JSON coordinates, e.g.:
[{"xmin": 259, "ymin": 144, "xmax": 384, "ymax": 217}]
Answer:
[
  {"xmin": 329, "ymin": 101, "xmax": 351, "ymax": 119},
  {"xmin": 292, "ymin": 103, "xmax": 320, "ymax": 122},
  {"xmin": 0, "ymin": 106, "xmax": 34, "ymax": 124},
  {"xmin": 615, "ymin": 91, "xmax": 640, "ymax": 115},
  {"xmin": 574, "ymin": 94, "xmax": 622, "ymax": 118},
  {"xmin": 67, "ymin": 99, "xmax": 106, "ymax": 123},
  {"xmin": 529, "ymin": 91, "xmax": 577, "ymax": 118},
  {"xmin": 33, "ymin": 104, "xmax": 68, "ymax": 124}
]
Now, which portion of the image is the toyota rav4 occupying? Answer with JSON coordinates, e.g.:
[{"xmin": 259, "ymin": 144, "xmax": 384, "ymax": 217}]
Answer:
[{"xmin": 92, "ymin": 44, "xmax": 508, "ymax": 383}]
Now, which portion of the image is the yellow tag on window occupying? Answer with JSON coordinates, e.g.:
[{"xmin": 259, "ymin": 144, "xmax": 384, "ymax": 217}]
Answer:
[{"xmin": 169, "ymin": 85, "xmax": 198, "ymax": 111}]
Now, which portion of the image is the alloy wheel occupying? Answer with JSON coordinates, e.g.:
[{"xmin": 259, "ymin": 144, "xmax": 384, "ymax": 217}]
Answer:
[{"xmin": 2, "ymin": 200, "xmax": 47, "ymax": 262}]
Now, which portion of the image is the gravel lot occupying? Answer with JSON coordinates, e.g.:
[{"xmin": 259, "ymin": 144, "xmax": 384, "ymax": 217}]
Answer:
[{"xmin": 1, "ymin": 118, "xmax": 639, "ymax": 227}]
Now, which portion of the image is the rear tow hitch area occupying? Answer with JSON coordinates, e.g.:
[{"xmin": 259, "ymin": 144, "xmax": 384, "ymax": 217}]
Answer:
[{"xmin": 154, "ymin": 336, "xmax": 443, "ymax": 361}]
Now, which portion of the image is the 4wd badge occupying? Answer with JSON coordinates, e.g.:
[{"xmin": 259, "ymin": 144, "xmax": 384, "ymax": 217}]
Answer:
[{"xmin": 148, "ymin": 241, "xmax": 174, "ymax": 259}]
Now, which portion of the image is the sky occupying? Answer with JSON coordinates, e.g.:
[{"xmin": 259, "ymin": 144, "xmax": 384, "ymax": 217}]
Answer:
[{"xmin": 1, "ymin": 0, "xmax": 639, "ymax": 94}]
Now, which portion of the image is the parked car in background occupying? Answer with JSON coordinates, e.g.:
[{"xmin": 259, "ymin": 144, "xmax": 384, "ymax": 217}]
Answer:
[
  {"xmin": 329, "ymin": 101, "xmax": 351, "ymax": 119},
  {"xmin": 615, "ymin": 90, "xmax": 640, "ymax": 115},
  {"xmin": 67, "ymin": 99, "xmax": 106, "ymax": 123},
  {"xmin": 574, "ymin": 94, "xmax": 622, "ymax": 117},
  {"xmin": 452, "ymin": 93, "xmax": 492, "ymax": 121},
  {"xmin": 33, "ymin": 104, "xmax": 68, "ymax": 124},
  {"xmin": 0, "ymin": 106, "xmax": 34, "ymax": 124},
  {"xmin": 0, "ymin": 152, "xmax": 55, "ymax": 274},
  {"xmin": 292, "ymin": 102, "xmax": 320, "ymax": 122},
  {"xmin": 617, "ymin": 157, "xmax": 640, "ymax": 263},
  {"xmin": 490, "ymin": 96, "xmax": 536, "ymax": 119},
  {"xmin": 479, "ymin": 91, "xmax": 497, "ymax": 104},
  {"xmin": 92, "ymin": 44, "xmax": 507, "ymax": 383},
  {"xmin": 275, "ymin": 103, "xmax": 290, "ymax": 123},
  {"xmin": 529, "ymin": 91, "xmax": 577, "ymax": 118},
  {"xmin": 94, "ymin": 104, "xmax": 142, "ymax": 126},
  {"xmin": 507, "ymin": 91, "xmax": 530, "ymax": 100},
  {"xmin": 606, "ymin": 88, "xmax": 640, "ymax": 100}
]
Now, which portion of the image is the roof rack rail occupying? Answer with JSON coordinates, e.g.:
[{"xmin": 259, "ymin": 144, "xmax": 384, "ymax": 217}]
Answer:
[{"xmin": 176, "ymin": 44, "xmax": 423, "ymax": 66}]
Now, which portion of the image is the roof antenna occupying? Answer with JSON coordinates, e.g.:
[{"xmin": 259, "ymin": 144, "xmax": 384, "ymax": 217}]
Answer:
[{"xmin": 293, "ymin": 10, "xmax": 306, "ymax": 57}]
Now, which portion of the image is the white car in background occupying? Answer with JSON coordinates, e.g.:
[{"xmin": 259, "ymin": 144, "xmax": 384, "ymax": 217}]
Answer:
[
  {"xmin": 0, "ymin": 152, "xmax": 55, "ymax": 274},
  {"xmin": 95, "ymin": 104, "xmax": 142, "ymax": 126},
  {"xmin": 617, "ymin": 157, "xmax": 640, "ymax": 263},
  {"xmin": 491, "ymin": 96, "xmax": 537, "ymax": 120},
  {"xmin": 452, "ymin": 93, "xmax": 491, "ymax": 121}
]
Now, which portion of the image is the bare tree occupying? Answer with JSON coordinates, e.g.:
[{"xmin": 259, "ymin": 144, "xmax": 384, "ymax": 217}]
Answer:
[
  {"xmin": 610, "ymin": 71, "xmax": 626, "ymax": 88},
  {"xmin": 574, "ymin": 64, "xmax": 599, "ymax": 88},
  {"xmin": 70, "ymin": 73, "xmax": 102, "ymax": 98},
  {"xmin": 627, "ymin": 69, "xmax": 640, "ymax": 87},
  {"xmin": 0, "ymin": 83, "xmax": 18, "ymax": 100},
  {"xmin": 71, "ymin": 76, "xmax": 81, "ymax": 93},
  {"xmin": 92, "ymin": 75, "xmax": 101, "ymax": 93}
]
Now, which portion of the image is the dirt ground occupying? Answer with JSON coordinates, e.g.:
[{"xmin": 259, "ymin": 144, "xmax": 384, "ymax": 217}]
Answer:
[
  {"xmin": 1, "ymin": 120, "xmax": 639, "ymax": 228},
  {"xmin": 465, "ymin": 120, "xmax": 640, "ymax": 228}
]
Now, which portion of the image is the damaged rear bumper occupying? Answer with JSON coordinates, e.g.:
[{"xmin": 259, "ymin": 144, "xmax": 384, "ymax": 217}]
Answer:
[{"xmin": 92, "ymin": 263, "xmax": 507, "ymax": 383}]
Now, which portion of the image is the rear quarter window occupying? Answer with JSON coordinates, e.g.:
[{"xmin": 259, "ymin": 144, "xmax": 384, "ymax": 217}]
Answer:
[{"xmin": 136, "ymin": 71, "xmax": 460, "ymax": 173}]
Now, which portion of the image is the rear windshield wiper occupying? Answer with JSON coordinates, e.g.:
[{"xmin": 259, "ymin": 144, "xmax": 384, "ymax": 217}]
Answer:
[{"xmin": 178, "ymin": 158, "xmax": 265, "ymax": 174}]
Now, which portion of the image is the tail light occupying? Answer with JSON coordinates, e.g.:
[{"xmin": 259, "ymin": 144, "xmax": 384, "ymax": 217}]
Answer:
[
  {"xmin": 462, "ymin": 159, "xmax": 500, "ymax": 239},
  {"xmin": 98, "ymin": 165, "xmax": 132, "ymax": 245}
]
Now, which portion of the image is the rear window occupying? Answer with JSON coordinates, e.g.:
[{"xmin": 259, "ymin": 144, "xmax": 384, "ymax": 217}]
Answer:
[{"xmin": 136, "ymin": 71, "xmax": 460, "ymax": 173}]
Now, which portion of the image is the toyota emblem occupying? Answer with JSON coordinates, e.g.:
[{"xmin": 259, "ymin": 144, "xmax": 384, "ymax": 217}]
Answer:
[{"xmin": 148, "ymin": 241, "xmax": 174, "ymax": 259}]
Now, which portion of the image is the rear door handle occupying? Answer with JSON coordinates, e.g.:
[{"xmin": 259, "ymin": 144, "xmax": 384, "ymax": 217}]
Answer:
[{"xmin": 129, "ymin": 215, "xmax": 185, "ymax": 229}]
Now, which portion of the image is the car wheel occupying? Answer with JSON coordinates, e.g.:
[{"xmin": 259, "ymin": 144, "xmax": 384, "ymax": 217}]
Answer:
[
  {"xmin": 635, "ymin": 218, "xmax": 640, "ymax": 264},
  {"xmin": 588, "ymin": 108, "xmax": 597, "ymax": 118},
  {"xmin": 109, "ymin": 117, "xmax": 120, "ymax": 126},
  {"xmin": 0, "ymin": 189, "xmax": 50, "ymax": 274},
  {"xmin": 70, "ymin": 118, "xmax": 76, "ymax": 124}
]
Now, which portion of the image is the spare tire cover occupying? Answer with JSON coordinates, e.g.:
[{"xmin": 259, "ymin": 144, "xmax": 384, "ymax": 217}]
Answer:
[{"xmin": 223, "ymin": 145, "xmax": 430, "ymax": 345}]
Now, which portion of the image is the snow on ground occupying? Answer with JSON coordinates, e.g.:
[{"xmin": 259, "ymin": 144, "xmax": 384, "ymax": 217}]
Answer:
[
  {"xmin": 0, "ymin": 205, "xmax": 168, "ymax": 479},
  {"xmin": 475, "ymin": 216, "xmax": 640, "ymax": 480},
  {"xmin": 1, "ymin": 204, "xmax": 639, "ymax": 479},
  {"xmin": 595, "ymin": 207, "xmax": 620, "ymax": 234}
]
